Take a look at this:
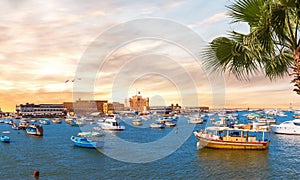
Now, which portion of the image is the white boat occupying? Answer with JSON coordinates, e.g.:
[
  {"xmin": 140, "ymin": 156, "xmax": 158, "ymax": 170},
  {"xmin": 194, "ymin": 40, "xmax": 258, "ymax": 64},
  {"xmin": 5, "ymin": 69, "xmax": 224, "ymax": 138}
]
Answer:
[
  {"xmin": 270, "ymin": 119, "xmax": 300, "ymax": 135},
  {"xmin": 188, "ymin": 117, "xmax": 203, "ymax": 124},
  {"xmin": 164, "ymin": 121, "xmax": 176, "ymax": 127},
  {"xmin": 156, "ymin": 118, "xmax": 165, "ymax": 124},
  {"xmin": 150, "ymin": 123, "xmax": 165, "ymax": 128},
  {"xmin": 77, "ymin": 131, "xmax": 105, "ymax": 137},
  {"xmin": 132, "ymin": 119, "xmax": 142, "ymax": 126},
  {"xmin": 98, "ymin": 116, "xmax": 125, "ymax": 131},
  {"xmin": 277, "ymin": 111, "xmax": 287, "ymax": 117}
]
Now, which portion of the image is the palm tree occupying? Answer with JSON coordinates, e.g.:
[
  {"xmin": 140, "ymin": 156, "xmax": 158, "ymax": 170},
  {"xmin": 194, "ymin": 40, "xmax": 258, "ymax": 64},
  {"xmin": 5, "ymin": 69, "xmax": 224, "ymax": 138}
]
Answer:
[{"xmin": 203, "ymin": 0, "xmax": 300, "ymax": 94}]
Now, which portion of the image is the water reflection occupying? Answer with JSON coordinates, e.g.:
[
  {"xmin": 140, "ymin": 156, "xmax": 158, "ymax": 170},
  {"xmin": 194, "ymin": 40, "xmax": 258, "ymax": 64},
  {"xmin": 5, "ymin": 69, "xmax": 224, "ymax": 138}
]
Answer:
[{"xmin": 196, "ymin": 149, "xmax": 269, "ymax": 179}]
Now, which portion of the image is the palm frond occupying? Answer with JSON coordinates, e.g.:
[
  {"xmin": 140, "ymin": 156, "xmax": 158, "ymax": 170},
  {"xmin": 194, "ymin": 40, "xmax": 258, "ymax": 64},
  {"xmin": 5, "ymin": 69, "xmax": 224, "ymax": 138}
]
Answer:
[
  {"xmin": 202, "ymin": 37, "xmax": 259, "ymax": 80},
  {"xmin": 264, "ymin": 49, "xmax": 294, "ymax": 79},
  {"xmin": 227, "ymin": 0, "xmax": 265, "ymax": 26}
]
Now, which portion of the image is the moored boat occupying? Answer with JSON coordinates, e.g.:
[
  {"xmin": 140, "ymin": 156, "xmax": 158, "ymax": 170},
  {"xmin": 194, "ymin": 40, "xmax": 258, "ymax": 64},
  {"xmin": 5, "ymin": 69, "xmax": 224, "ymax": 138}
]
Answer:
[
  {"xmin": 270, "ymin": 119, "xmax": 300, "ymax": 135},
  {"xmin": 164, "ymin": 121, "xmax": 176, "ymax": 127},
  {"xmin": 132, "ymin": 119, "xmax": 142, "ymax": 126},
  {"xmin": 194, "ymin": 126, "xmax": 270, "ymax": 150},
  {"xmin": 188, "ymin": 117, "xmax": 204, "ymax": 124},
  {"xmin": 98, "ymin": 116, "xmax": 125, "ymax": 131},
  {"xmin": 52, "ymin": 118, "xmax": 62, "ymax": 124},
  {"xmin": 70, "ymin": 136, "xmax": 104, "ymax": 148},
  {"xmin": 26, "ymin": 124, "xmax": 43, "ymax": 136},
  {"xmin": 150, "ymin": 123, "xmax": 165, "ymax": 128},
  {"xmin": 39, "ymin": 118, "xmax": 51, "ymax": 125},
  {"xmin": 12, "ymin": 123, "xmax": 20, "ymax": 130},
  {"xmin": 1, "ymin": 131, "xmax": 10, "ymax": 143},
  {"xmin": 77, "ymin": 131, "xmax": 105, "ymax": 137}
]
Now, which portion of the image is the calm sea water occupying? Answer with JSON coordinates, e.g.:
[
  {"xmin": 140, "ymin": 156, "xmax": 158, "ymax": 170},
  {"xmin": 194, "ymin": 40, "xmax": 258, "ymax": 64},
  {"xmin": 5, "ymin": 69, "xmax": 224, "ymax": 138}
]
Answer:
[{"xmin": 0, "ymin": 111, "xmax": 299, "ymax": 179}]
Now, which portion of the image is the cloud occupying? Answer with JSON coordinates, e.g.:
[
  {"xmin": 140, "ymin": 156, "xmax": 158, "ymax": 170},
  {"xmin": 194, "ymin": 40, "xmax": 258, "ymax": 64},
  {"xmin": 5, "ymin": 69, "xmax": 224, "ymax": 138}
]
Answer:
[{"xmin": 188, "ymin": 11, "xmax": 228, "ymax": 29}]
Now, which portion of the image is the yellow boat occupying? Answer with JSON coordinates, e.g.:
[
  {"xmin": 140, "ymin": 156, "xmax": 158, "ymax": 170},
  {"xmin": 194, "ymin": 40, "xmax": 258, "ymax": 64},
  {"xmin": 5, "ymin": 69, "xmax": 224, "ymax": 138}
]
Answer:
[{"xmin": 194, "ymin": 126, "xmax": 270, "ymax": 150}]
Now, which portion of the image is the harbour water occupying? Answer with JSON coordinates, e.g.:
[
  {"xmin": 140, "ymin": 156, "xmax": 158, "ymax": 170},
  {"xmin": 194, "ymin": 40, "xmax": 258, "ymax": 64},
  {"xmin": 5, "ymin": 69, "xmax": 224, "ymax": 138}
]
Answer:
[{"xmin": 0, "ymin": 111, "xmax": 299, "ymax": 179}]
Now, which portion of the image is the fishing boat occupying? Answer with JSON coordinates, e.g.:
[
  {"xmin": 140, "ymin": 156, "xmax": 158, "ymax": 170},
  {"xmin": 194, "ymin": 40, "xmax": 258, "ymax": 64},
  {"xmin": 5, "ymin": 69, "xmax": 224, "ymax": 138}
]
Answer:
[
  {"xmin": 270, "ymin": 119, "xmax": 300, "ymax": 135},
  {"xmin": 70, "ymin": 136, "xmax": 104, "ymax": 148},
  {"xmin": 26, "ymin": 124, "xmax": 43, "ymax": 136},
  {"xmin": 1, "ymin": 131, "xmax": 10, "ymax": 143},
  {"xmin": 193, "ymin": 126, "xmax": 270, "ymax": 150}
]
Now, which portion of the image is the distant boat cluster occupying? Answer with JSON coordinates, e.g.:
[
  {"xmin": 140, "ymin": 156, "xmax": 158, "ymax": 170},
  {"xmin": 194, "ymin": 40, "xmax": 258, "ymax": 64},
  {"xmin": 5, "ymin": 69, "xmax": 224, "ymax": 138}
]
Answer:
[{"xmin": 1, "ymin": 108, "xmax": 299, "ymax": 151}]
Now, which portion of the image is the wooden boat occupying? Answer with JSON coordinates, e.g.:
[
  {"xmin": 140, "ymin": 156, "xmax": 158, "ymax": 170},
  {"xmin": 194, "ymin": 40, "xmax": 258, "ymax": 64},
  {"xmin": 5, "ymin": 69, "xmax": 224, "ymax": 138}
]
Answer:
[
  {"xmin": 193, "ymin": 126, "xmax": 270, "ymax": 150},
  {"xmin": 26, "ymin": 124, "xmax": 43, "ymax": 136},
  {"xmin": 70, "ymin": 136, "xmax": 104, "ymax": 148}
]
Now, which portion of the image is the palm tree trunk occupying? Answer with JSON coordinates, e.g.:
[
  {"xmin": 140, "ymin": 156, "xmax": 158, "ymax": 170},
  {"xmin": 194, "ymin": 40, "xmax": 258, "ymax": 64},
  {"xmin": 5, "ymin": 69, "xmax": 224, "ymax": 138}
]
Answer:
[{"xmin": 292, "ymin": 45, "xmax": 300, "ymax": 94}]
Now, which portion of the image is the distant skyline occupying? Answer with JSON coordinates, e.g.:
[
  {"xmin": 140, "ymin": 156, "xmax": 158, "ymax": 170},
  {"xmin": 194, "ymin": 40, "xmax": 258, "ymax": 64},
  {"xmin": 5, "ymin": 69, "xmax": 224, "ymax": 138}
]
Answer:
[{"xmin": 0, "ymin": 0, "xmax": 299, "ymax": 112}]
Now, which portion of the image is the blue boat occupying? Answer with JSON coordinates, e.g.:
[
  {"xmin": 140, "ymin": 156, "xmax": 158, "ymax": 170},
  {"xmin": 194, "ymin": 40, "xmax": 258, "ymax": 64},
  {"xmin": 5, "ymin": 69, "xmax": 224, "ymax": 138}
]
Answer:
[
  {"xmin": 70, "ymin": 136, "xmax": 104, "ymax": 148},
  {"xmin": 1, "ymin": 136, "xmax": 10, "ymax": 143},
  {"xmin": 26, "ymin": 124, "xmax": 43, "ymax": 136},
  {"xmin": 1, "ymin": 131, "xmax": 10, "ymax": 143}
]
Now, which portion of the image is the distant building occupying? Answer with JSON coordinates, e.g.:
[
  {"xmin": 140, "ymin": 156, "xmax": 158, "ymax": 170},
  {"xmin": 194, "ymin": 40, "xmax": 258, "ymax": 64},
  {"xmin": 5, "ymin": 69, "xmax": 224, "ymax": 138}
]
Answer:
[
  {"xmin": 150, "ymin": 104, "xmax": 180, "ymax": 116},
  {"xmin": 188, "ymin": 106, "xmax": 209, "ymax": 112},
  {"xmin": 16, "ymin": 103, "xmax": 65, "ymax": 117},
  {"xmin": 103, "ymin": 102, "xmax": 125, "ymax": 114},
  {"xmin": 128, "ymin": 92, "xmax": 150, "ymax": 112},
  {"xmin": 63, "ymin": 100, "xmax": 108, "ymax": 114},
  {"xmin": 171, "ymin": 104, "xmax": 181, "ymax": 114}
]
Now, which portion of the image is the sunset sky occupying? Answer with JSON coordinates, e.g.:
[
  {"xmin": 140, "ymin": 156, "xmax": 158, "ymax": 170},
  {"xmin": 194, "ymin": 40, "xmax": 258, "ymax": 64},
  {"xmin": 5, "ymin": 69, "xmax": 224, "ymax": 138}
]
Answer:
[{"xmin": 0, "ymin": 0, "xmax": 299, "ymax": 112}]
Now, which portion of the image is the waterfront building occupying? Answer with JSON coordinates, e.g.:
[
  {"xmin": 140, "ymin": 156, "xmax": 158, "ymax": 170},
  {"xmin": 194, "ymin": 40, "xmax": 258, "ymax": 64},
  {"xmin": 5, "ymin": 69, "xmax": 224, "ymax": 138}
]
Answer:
[
  {"xmin": 150, "ymin": 104, "xmax": 180, "ymax": 116},
  {"xmin": 16, "ymin": 103, "xmax": 65, "ymax": 117},
  {"xmin": 103, "ymin": 102, "xmax": 125, "ymax": 114},
  {"xmin": 171, "ymin": 104, "xmax": 181, "ymax": 114},
  {"xmin": 128, "ymin": 92, "xmax": 150, "ymax": 112},
  {"xmin": 63, "ymin": 100, "xmax": 107, "ymax": 114},
  {"xmin": 187, "ymin": 106, "xmax": 209, "ymax": 112}
]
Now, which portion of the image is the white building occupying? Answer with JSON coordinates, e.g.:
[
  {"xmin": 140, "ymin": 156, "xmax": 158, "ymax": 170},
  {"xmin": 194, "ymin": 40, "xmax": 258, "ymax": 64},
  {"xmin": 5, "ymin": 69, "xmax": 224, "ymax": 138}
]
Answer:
[{"xmin": 16, "ymin": 103, "xmax": 65, "ymax": 117}]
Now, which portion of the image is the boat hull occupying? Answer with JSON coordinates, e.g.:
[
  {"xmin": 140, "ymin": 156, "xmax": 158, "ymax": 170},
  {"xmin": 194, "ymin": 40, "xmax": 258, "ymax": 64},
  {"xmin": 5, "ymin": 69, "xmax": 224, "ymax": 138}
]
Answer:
[
  {"xmin": 26, "ymin": 125, "xmax": 43, "ymax": 136},
  {"xmin": 270, "ymin": 126, "xmax": 300, "ymax": 135},
  {"xmin": 70, "ymin": 136, "xmax": 104, "ymax": 148},
  {"xmin": 196, "ymin": 136, "xmax": 270, "ymax": 150},
  {"xmin": 0, "ymin": 136, "xmax": 10, "ymax": 143}
]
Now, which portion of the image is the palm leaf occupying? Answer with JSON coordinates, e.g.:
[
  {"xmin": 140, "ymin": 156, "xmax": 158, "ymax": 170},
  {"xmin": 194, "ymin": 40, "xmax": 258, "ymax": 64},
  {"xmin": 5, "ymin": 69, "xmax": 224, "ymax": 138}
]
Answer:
[
  {"xmin": 227, "ymin": 0, "xmax": 265, "ymax": 26},
  {"xmin": 202, "ymin": 37, "xmax": 259, "ymax": 80}
]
